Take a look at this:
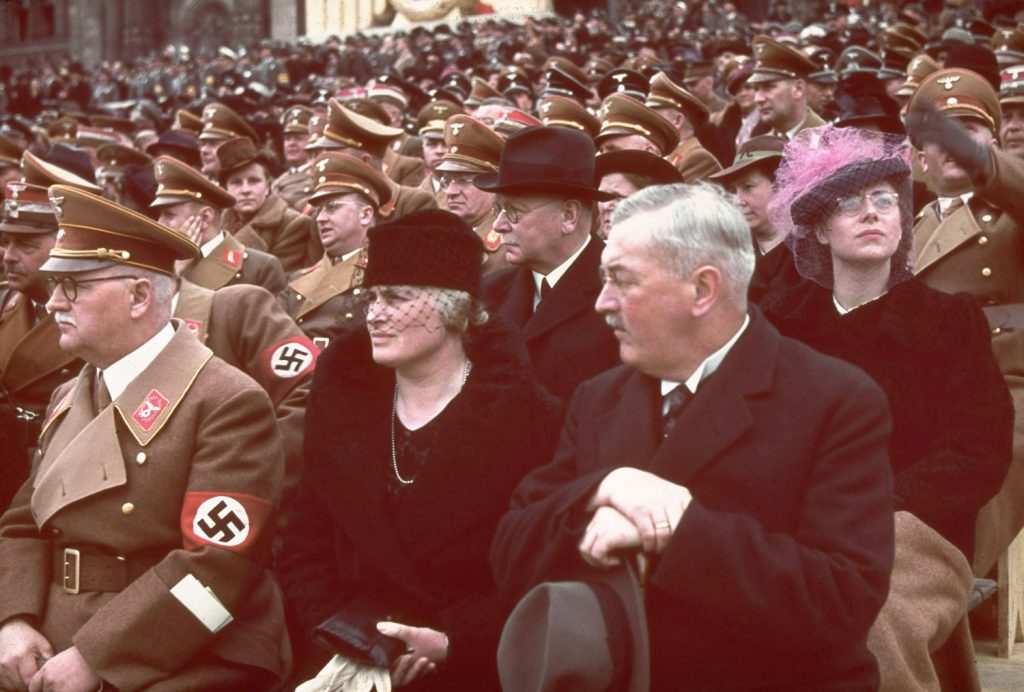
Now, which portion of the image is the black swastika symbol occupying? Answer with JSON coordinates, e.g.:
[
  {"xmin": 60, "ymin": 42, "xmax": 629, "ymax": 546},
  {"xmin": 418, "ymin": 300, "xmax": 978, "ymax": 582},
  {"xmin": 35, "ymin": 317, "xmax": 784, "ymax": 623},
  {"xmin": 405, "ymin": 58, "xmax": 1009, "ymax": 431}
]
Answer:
[
  {"xmin": 271, "ymin": 343, "xmax": 312, "ymax": 376},
  {"xmin": 196, "ymin": 500, "xmax": 246, "ymax": 542}
]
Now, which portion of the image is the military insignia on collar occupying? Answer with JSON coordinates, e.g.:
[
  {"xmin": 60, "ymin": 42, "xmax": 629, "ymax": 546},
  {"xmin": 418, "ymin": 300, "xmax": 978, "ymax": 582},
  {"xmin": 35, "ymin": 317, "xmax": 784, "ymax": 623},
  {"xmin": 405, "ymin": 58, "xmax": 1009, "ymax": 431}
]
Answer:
[
  {"xmin": 222, "ymin": 247, "xmax": 242, "ymax": 268},
  {"xmin": 483, "ymin": 227, "xmax": 502, "ymax": 251},
  {"xmin": 183, "ymin": 319, "xmax": 203, "ymax": 338},
  {"xmin": 132, "ymin": 390, "xmax": 169, "ymax": 431}
]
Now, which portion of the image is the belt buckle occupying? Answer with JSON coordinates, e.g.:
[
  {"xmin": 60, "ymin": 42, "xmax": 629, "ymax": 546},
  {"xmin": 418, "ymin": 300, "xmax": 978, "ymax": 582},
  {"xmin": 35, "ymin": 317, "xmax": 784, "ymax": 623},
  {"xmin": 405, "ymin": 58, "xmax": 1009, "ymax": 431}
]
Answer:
[{"xmin": 62, "ymin": 548, "xmax": 80, "ymax": 594}]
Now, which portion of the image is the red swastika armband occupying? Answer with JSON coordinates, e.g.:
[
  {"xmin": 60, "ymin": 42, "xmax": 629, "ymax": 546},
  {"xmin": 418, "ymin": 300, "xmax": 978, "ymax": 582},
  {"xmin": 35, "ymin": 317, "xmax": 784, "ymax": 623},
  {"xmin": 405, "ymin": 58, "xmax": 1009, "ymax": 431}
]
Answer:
[{"xmin": 181, "ymin": 492, "xmax": 276, "ymax": 557}]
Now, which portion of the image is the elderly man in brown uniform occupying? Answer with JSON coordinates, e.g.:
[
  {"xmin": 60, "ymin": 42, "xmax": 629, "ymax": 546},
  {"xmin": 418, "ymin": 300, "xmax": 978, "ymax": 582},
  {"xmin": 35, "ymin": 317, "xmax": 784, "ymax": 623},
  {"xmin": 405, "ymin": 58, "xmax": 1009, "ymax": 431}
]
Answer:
[
  {"xmin": 434, "ymin": 114, "xmax": 509, "ymax": 275},
  {"xmin": 646, "ymin": 72, "xmax": 723, "ymax": 182},
  {"xmin": 305, "ymin": 99, "xmax": 436, "ymax": 221},
  {"xmin": 272, "ymin": 105, "xmax": 315, "ymax": 210},
  {"xmin": 197, "ymin": 102, "xmax": 259, "ymax": 181},
  {"xmin": 217, "ymin": 137, "xmax": 319, "ymax": 273},
  {"xmin": 748, "ymin": 36, "xmax": 826, "ymax": 140},
  {"xmin": 908, "ymin": 68, "xmax": 1024, "ymax": 579},
  {"xmin": 0, "ymin": 185, "xmax": 289, "ymax": 690},
  {"xmin": 151, "ymin": 156, "xmax": 286, "ymax": 295},
  {"xmin": 280, "ymin": 151, "xmax": 393, "ymax": 351}
]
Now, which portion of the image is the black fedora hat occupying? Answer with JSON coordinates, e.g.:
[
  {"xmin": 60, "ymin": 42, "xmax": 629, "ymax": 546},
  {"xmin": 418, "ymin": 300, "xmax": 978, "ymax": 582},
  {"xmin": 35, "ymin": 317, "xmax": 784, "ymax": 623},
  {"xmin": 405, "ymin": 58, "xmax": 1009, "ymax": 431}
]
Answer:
[{"xmin": 474, "ymin": 126, "xmax": 614, "ymax": 201}]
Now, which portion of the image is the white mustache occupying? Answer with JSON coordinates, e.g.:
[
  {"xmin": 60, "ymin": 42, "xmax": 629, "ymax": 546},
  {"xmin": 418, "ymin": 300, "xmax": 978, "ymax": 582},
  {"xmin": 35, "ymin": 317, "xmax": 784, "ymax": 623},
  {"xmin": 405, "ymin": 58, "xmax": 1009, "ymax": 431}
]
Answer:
[{"xmin": 54, "ymin": 312, "xmax": 76, "ymax": 327}]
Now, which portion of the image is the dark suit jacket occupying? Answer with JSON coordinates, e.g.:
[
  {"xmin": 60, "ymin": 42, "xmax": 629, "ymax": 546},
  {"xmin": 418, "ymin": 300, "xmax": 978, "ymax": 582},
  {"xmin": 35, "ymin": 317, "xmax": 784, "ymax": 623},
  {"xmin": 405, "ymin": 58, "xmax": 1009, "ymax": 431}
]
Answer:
[
  {"xmin": 491, "ymin": 309, "xmax": 895, "ymax": 691},
  {"xmin": 481, "ymin": 238, "xmax": 620, "ymax": 402}
]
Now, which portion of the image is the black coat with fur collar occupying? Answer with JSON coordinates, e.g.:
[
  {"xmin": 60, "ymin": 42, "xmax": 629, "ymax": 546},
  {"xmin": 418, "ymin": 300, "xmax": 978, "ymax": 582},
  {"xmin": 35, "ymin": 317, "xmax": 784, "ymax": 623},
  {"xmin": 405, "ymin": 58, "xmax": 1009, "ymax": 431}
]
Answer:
[
  {"xmin": 277, "ymin": 317, "xmax": 564, "ymax": 689},
  {"xmin": 762, "ymin": 278, "xmax": 1012, "ymax": 560}
]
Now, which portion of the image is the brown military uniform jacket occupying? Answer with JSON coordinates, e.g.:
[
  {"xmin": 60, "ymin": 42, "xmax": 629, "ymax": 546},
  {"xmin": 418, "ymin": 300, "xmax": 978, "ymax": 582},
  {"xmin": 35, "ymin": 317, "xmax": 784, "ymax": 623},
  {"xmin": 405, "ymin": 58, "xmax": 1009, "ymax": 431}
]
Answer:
[
  {"xmin": 280, "ymin": 252, "xmax": 369, "ymax": 352},
  {"xmin": 0, "ymin": 286, "xmax": 78, "ymax": 419},
  {"xmin": 379, "ymin": 180, "xmax": 439, "ymax": 221},
  {"xmin": 667, "ymin": 138, "xmax": 723, "ymax": 183},
  {"xmin": 751, "ymin": 108, "xmax": 826, "ymax": 140},
  {"xmin": 181, "ymin": 232, "xmax": 287, "ymax": 296},
  {"xmin": 272, "ymin": 163, "xmax": 313, "ymax": 211},
  {"xmin": 417, "ymin": 172, "xmax": 448, "ymax": 210},
  {"xmin": 913, "ymin": 148, "xmax": 1024, "ymax": 576},
  {"xmin": 174, "ymin": 279, "xmax": 313, "ymax": 508},
  {"xmin": 0, "ymin": 325, "xmax": 290, "ymax": 688},
  {"xmin": 221, "ymin": 194, "xmax": 318, "ymax": 274},
  {"xmin": 383, "ymin": 148, "xmax": 426, "ymax": 188}
]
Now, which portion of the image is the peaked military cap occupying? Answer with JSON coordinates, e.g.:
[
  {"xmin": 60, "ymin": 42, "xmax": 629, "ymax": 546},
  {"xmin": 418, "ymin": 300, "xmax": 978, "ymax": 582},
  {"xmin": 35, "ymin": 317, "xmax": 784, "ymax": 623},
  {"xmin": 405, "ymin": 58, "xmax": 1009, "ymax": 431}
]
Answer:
[
  {"xmin": 91, "ymin": 115, "xmax": 136, "ymax": 138},
  {"xmin": 909, "ymin": 67, "xmax": 1002, "ymax": 133},
  {"xmin": 307, "ymin": 98, "xmax": 404, "ymax": 158},
  {"xmin": 151, "ymin": 155, "xmax": 236, "ymax": 209},
  {"xmin": 0, "ymin": 182, "xmax": 57, "ymax": 234},
  {"xmin": 1000, "ymin": 64, "xmax": 1024, "ymax": 105},
  {"xmin": 895, "ymin": 54, "xmax": 940, "ymax": 98},
  {"xmin": 538, "ymin": 94, "xmax": 600, "ymax": 138},
  {"xmin": 598, "ymin": 68, "xmax": 649, "ymax": 101},
  {"xmin": 199, "ymin": 102, "xmax": 259, "ymax": 143},
  {"xmin": 282, "ymin": 105, "xmax": 314, "ymax": 134},
  {"xmin": 43, "ymin": 184, "xmax": 198, "ymax": 275},
  {"xmin": 368, "ymin": 83, "xmax": 409, "ymax": 110},
  {"xmin": 173, "ymin": 109, "xmax": 203, "ymax": 136},
  {"xmin": 837, "ymin": 46, "xmax": 883, "ymax": 77},
  {"xmin": 96, "ymin": 143, "xmax": 152, "ymax": 173},
  {"xmin": 416, "ymin": 100, "xmax": 462, "ymax": 139},
  {"xmin": 47, "ymin": 116, "xmax": 79, "ymax": 142},
  {"xmin": 646, "ymin": 72, "xmax": 710, "ymax": 127},
  {"xmin": 543, "ymin": 66, "xmax": 593, "ymax": 104},
  {"xmin": 308, "ymin": 151, "xmax": 393, "ymax": 208},
  {"xmin": 22, "ymin": 150, "xmax": 101, "ymax": 193},
  {"xmin": 492, "ymin": 108, "xmax": 542, "ymax": 138},
  {"xmin": 749, "ymin": 36, "xmax": 818, "ymax": 84},
  {"xmin": 596, "ymin": 94, "xmax": 679, "ymax": 156},
  {"xmin": 465, "ymin": 77, "xmax": 505, "ymax": 108},
  {"xmin": 435, "ymin": 115, "xmax": 503, "ymax": 174}
]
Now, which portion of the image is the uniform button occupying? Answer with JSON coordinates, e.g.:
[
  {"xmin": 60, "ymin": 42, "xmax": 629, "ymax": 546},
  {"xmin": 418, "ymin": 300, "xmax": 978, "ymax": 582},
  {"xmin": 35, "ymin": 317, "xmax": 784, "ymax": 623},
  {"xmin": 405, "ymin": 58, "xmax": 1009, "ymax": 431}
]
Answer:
[
  {"xmin": 298, "ymin": 318, "xmax": 304, "ymax": 324},
  {"xmin": 235, "ymin": 272, "xmax": 241, "ymax": 278},
  {"xmin": 982, "ymin": 267, "xmax": 993, "ymax": 277},
  {"xmin": 135, "ymin": 452, "xmax": 146, "ymax": 465},
  {"xmin": 51, "ymin": 527, "xmax": 61, "ymax": 536},
  {"xmin": 993, "ymin": 327, "xmax": 1003, "ymax": 335},
  {"xmin": 979, "ymin": 236, "xmax": 989, "ymax": 245},
  {"xmin": 982, "ymin": 214, "xmax": 993, "ymax": 223},
  {"xmin": 345, "ymin": 312, "xmax": 353, "ymax": 320},
  {"xmin": 352, "ymin": 288, "xmax": 361, "ymax": 296},
  {"xmin": 121, "ymin": 502, "xmax": 135, "ymax": 515},
  {"xmin": 243, "ymin": 252, "xmax": 249, "ymax": 259}
]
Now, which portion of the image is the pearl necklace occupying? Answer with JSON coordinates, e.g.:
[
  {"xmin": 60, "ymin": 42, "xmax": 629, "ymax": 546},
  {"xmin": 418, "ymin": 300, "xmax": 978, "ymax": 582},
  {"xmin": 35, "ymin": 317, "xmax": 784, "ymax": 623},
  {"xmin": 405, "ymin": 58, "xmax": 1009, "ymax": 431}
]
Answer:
[{"xmin": 391, "ymin": 359, "xmax": 472, "ymax": 485}]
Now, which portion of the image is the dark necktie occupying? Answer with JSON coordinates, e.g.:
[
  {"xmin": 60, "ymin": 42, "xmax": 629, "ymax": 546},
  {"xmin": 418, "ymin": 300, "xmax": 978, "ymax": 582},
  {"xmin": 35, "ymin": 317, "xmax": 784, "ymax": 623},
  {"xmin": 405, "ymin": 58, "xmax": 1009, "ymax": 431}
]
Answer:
[
  {"xmin": 942, "ymin": 197, "xmax": 965, "ymax": 221},
  {"xmin": 537, "ymin": 278, "xmax": 552, "ymax": 310},
  {"xmin": 662, "ymin": 385, "xmax": 691, "ymax": 437}
]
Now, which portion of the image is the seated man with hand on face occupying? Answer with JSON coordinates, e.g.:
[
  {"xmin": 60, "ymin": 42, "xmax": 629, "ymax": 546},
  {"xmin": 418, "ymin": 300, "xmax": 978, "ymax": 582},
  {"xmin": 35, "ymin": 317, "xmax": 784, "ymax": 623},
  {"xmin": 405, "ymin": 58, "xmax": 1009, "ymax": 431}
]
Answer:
[{"xmin": 492, "ymin": 182, "xmax": 895, "ymax": 691}]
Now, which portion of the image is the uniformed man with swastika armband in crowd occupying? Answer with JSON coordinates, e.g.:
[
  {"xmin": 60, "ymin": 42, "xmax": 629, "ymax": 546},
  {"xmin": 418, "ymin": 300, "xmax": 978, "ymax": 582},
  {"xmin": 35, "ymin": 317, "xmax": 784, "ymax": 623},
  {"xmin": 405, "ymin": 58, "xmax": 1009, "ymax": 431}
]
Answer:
[{"xmin": 0, "ymin": 186, "xmax": 290, "ymax": 690}]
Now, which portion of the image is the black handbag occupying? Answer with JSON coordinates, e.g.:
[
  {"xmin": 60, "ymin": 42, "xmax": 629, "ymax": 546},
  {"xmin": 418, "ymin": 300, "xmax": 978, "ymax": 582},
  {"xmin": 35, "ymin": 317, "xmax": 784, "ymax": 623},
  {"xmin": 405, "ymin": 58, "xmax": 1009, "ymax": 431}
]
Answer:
[{"xmin": 312, "ymin": 595, "xmax": 408, "ymax": 668}]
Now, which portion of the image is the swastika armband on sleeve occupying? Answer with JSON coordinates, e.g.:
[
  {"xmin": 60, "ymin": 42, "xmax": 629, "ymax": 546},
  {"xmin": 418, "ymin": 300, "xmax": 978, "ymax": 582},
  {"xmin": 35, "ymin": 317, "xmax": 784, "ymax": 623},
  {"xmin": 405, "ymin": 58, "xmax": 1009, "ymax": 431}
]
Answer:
[
  {"xmin": 254, "ymin": 335, "xmax": 318, "ymax": 403},
  {"xmin": 181, "ymin": 492, "xmax": 276, "ymax": 557}
]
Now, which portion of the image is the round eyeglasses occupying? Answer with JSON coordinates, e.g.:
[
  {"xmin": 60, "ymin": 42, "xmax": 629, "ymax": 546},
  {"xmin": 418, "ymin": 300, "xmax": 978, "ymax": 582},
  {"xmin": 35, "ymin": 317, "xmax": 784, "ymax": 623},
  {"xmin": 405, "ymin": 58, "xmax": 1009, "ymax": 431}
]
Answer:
[{"xmin": 46, "ymin": 275, "xmax": 140, "ymax": 302}]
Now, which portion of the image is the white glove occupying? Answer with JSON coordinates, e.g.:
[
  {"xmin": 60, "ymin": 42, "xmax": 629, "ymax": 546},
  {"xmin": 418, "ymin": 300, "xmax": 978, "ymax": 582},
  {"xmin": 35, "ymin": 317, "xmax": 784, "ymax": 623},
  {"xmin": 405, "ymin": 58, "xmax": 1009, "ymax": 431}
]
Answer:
[{"xmin": 296, "ymin": 653, "xmax": 392, "ymax": 692}]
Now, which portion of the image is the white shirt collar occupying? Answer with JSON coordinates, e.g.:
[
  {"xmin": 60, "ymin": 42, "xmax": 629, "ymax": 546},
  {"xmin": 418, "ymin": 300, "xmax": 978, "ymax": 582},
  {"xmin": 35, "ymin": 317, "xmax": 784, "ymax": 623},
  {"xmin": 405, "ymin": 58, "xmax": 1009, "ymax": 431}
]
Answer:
[
  {"xmin": 832, "ymin": 291, "xmax": 886, "ymax": 315},
  {"xmin": 199, "ymin": 231, "xmax": 226, "ymax": 258},
  {"xmin": 532, "ymin": 234, "xmax": 591, "ymax": 305},
  {"xmin": 937, "ymin": 192, "xmax": 973, "ymax": 217},
  {"xmin": 660, "ymin": 314, "xmax": 750, "ymax": 398},
  {"xmin": 100, "ymin": 323, "xmax": 175, "ymax": 401}
]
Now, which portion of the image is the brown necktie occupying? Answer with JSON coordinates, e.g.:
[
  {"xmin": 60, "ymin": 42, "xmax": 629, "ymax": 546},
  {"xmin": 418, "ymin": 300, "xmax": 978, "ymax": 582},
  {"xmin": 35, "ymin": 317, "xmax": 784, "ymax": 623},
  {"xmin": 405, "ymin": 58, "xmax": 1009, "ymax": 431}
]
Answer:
[
  {"xmin": 942, "ymin": 197, "xmax": 965, "ymax": 221},
  {"xmin": 95, "ymin": 372, "xmax": 112, "ymax": 411}
]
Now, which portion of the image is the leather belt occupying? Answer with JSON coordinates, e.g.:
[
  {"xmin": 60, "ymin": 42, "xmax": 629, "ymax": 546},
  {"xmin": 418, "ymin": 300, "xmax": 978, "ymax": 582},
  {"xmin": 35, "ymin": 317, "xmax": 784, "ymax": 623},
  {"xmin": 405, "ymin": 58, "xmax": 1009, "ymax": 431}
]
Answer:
[
  {"xmin": 54, "ymin": 547, "xmax": 159, "ymax": 594},
  {"xmin": 983, "ymin": 304, "xmax": 1024, "ymax": 331}
]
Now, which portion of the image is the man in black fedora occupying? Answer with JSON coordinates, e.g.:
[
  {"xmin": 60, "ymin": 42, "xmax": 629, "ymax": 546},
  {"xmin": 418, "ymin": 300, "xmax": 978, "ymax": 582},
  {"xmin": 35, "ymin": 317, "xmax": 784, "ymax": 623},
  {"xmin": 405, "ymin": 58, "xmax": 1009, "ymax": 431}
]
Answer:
[{"xmin": 475, "ymin": 126, "xmax": 621, "ymax": 403}]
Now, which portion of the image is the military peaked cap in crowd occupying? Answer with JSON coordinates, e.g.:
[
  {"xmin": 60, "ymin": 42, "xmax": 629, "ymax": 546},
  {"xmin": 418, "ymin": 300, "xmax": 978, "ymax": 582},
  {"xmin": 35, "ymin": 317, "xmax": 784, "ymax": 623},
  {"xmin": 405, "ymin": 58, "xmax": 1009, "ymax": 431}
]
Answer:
[
  {"xmin": 436, "ymin": 115, "xmax": 503, "ymax": 174},
  {"xmin": 91, "ymin": 115, "xmax": 136, "ymax": 139},
  {"xmin": 596, "ymin": 94, "xmax": 679, "ymax": 156},
  {"xmin": 646, "ymin": 72, "xmax": 710, "ymax": 127},
  {"xmin": 96, "ymin": 143, "xmax": 152, "ymax": 173},
  {"xmin": 199, "ymin": 102, "xmax": 259, "ymax": 143},
  {"xmin": 492, "ymin": 108, "xmax": 542, "ymax": 138},
  {"xmin": 282, "ymin": 105, "xmax": 314, "ymax": 134},
  {"xmin": 538, "ymin": 95, "xmax": 600, "ymax": 139},
  {"xmin": 749, "ymin": 36, "xmax": 819, "ymax": 84},
  {"xmin": 145, "ymin": 130, "xmax": 201, "ymax": 169},
  {"xmin": 43, "ymin": 185, "xmax": 198, "ymax": 276},
  {"xmin": 308, "ymin": 151, "xmax": 392, "ymax": 209},
  {"xmin": 909, "ymin": 67, "xmax": 1002, "ymax": 133},
  {"xmin": 1000, "ymin": 65, "xmax": 1024, "ymax": 105},
  {"xmin": 465, "ymin": 77, "xmax": 504, "ymax": 108},
  {"xmin": 22, "ymin": 150, "xmax": 101, "ymax": 193},
  {"xmin": 543, "ymin": 65, "xmax": 593, "ymax": 104},
  {"xmin": 173, "ymin": 109, "xmax": 204, "ymax": 136},
  {"xmin": 598, "ymin": 69, "xmax": 649, "ymax": 101},
  {"xmin": 895, "ymin": 54, "xmax": 940, "ymax": 99},
  {"xmin": 368, "ymin": 83, "xmax": 409, "ymax": 111},
  {"xmin": 416, "ymin": 100, "xmax": 462, "ymax": 140},
  {"xmin": 151, "ymin": 155, "xmax": 236, "ymax": 210},
  {"xmin": 993, "ymin": 27, "xmax": 1024, "ymax": 67},
  {"xmin": 0, "ymin": 182, "xmax": 56, "ymax": 235},
  {"xmin": 307, "ymin": 98, "xmax": 403, "ymax": 158},
  {"xmin": 47, "ymin": 116, "xmax": 78, "ymax": 142}
]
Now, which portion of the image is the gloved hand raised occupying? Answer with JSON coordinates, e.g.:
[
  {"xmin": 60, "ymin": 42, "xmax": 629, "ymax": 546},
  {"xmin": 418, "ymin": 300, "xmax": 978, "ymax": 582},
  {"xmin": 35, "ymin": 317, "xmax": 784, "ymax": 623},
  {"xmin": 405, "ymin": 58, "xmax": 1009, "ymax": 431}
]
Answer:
[{"xmin": 906, "ymin": 100, "xmax": 993, "ymax": 182}]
